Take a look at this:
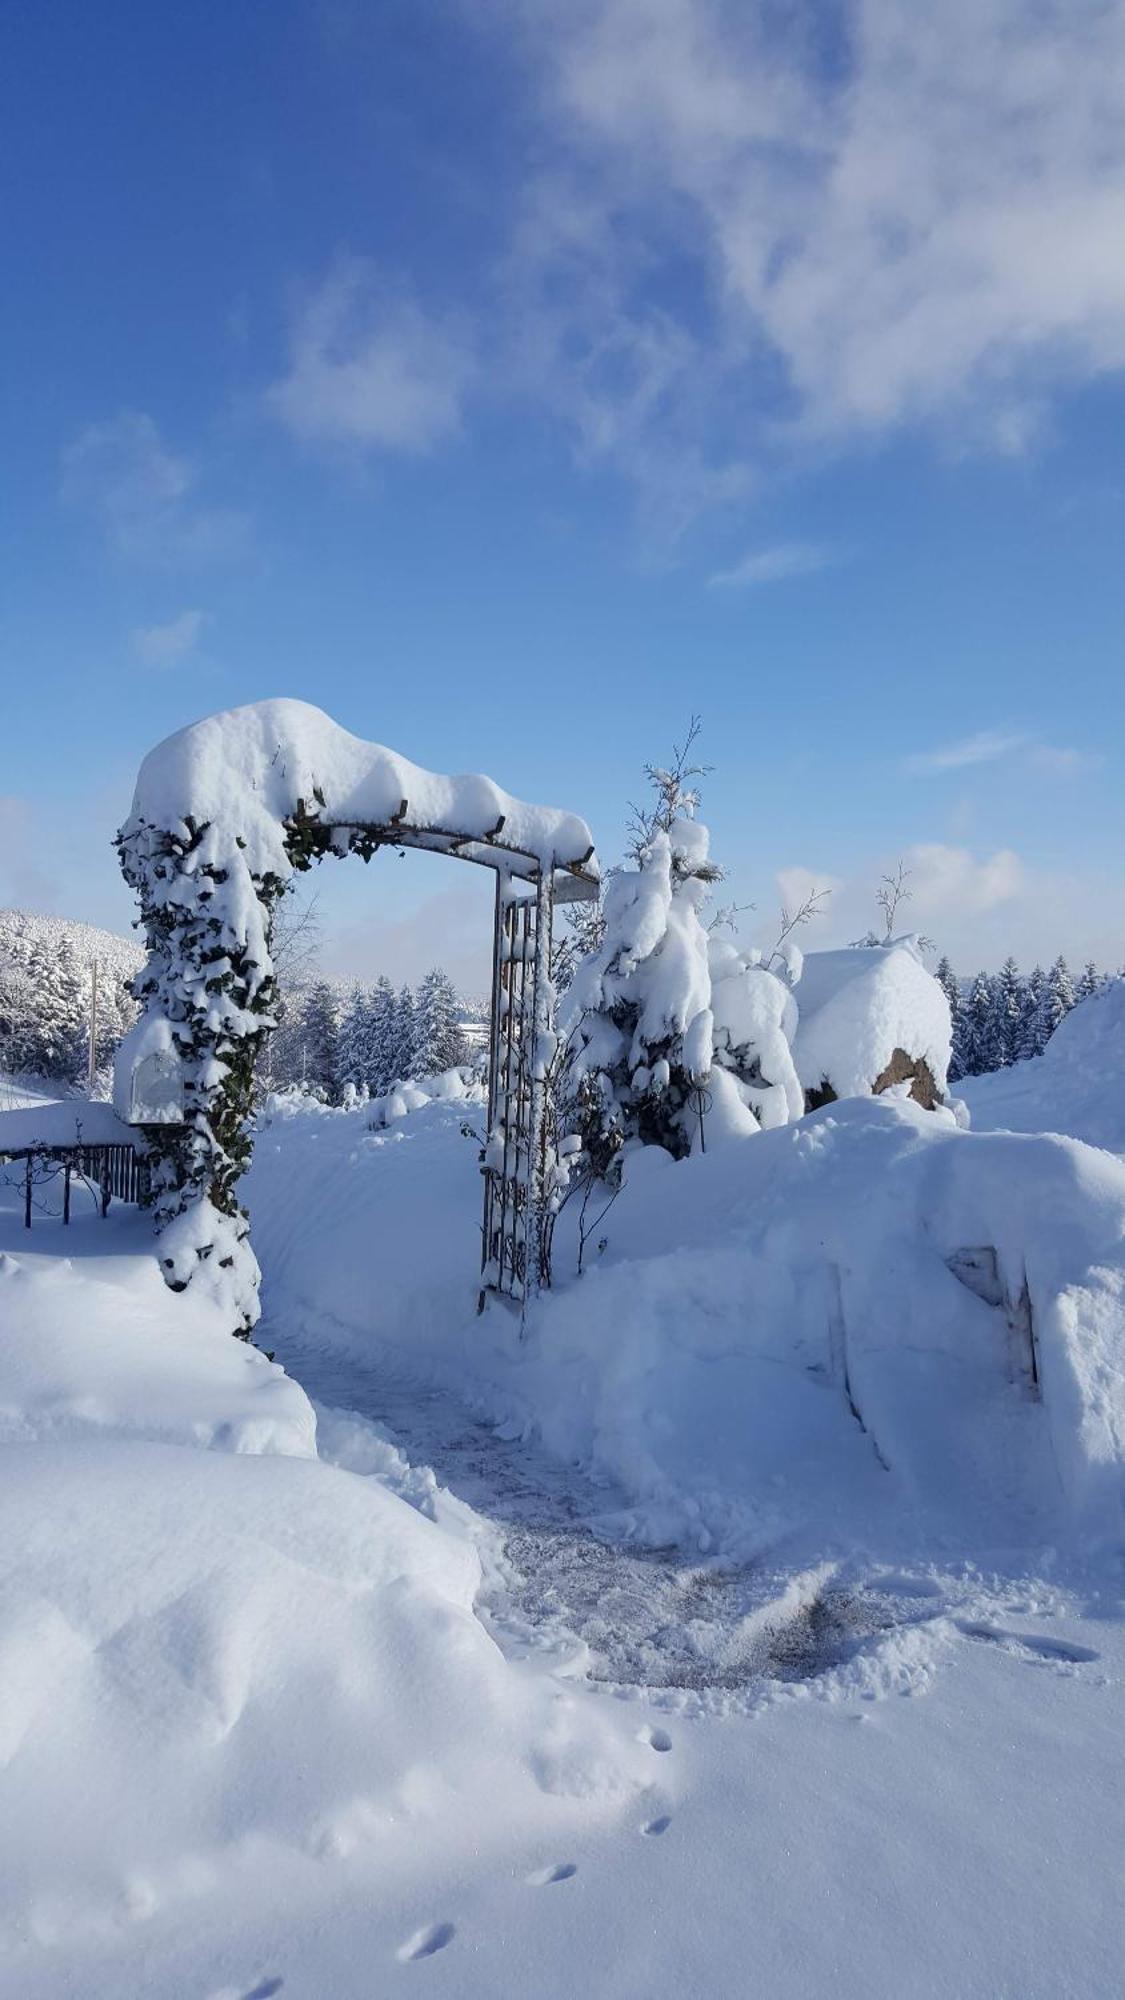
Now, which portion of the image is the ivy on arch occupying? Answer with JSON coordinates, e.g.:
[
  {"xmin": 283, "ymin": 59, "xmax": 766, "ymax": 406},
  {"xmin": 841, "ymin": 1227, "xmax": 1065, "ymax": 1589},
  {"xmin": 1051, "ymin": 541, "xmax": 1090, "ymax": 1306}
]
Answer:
[{"xmin": 115, "ymin": 701, "xmax": 598, "ymax": 1335}]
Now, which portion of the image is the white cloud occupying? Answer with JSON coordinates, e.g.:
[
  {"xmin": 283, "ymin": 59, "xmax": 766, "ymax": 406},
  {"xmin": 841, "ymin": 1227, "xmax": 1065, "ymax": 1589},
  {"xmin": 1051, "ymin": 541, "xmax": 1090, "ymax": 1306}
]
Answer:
[
  {"xmin": 487, "ymin": 0, "xmax": 1125, "ymax": 502},
  {"xmin": 905, "ymin": 729, "xmax": 1029, "ymax": 774},
  {"xmin": 709, "ymin": 541, "xmax": 833, "ymax": 588},
  {"xmin": 266, "ymin": 259, "xmax": 475, "ymax": 455},
  {"xmin": 905, "ymin": 730, "xmax": 1098, "ymax": 777},
  {"xmin": 62, "ymin": 412, "xmax": 250, "ymax": 565},
  {"xmin": 132, "ymin": 609, "xmax": 208, "ymax": 667},
  {"xmin": 765, "ymin": 842, "xmax": 1125, "ymax": 970}
]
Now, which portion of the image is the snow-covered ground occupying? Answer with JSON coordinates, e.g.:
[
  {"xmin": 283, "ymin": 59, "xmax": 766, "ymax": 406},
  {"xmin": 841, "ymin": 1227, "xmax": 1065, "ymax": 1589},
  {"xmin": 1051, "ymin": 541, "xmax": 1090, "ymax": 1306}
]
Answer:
[{"xmin": 3, "ymin": 1053, "xmax": 1125, "ymax": 1996}]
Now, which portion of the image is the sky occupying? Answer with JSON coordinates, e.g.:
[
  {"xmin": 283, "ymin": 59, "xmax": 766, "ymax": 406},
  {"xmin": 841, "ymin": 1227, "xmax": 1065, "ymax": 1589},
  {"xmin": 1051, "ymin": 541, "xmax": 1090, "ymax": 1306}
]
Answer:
[{"xmin": 3, "ymin": 0, "xmax": 1125, "ymax": 990}]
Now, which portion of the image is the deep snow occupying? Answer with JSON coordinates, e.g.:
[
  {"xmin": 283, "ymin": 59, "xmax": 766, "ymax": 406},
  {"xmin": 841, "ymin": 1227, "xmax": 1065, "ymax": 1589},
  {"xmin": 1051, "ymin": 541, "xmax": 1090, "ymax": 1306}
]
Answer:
[{"xmin": 3, "ymin": 1057, "xmax": 1125, "ymax": 1996}]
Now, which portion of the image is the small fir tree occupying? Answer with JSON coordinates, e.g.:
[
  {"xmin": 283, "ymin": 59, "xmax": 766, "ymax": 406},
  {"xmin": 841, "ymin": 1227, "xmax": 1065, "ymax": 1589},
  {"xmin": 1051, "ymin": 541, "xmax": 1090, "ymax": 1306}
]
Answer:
[
  {"xmin": 413, "ymin": 967, "xmax": 467, "ymax": 1077},
  {"xmin": 301, "ymin": 980, "xmax": 340, "ymax": 1100}
]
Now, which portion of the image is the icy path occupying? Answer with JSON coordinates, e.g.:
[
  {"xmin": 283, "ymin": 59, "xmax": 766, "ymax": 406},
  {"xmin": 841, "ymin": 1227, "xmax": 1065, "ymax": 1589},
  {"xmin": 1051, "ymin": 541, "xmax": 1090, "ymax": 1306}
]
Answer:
[{"xmin": 260, "ymin": 1316, "xmax": 955, "ymax": 1707}]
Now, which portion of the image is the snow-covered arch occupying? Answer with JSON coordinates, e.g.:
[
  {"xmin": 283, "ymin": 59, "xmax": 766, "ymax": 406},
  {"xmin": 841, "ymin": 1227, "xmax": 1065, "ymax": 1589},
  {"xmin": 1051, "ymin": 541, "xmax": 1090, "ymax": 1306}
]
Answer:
[{"xmin": 115, "ymin": 700, "xmax": 599, "ymax": 1334}]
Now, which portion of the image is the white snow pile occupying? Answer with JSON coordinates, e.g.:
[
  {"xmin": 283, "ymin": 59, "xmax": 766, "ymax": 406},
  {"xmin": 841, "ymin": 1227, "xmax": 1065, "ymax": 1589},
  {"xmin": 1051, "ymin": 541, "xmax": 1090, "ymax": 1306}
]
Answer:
[
  {"xmin": 247, "ymin": 1090, "xmax": 1125, "ymax": 1555},
  {"xmin": 0, "ymin": 1195, "xmax": 647, "ymax": 1981},
  {"xmin": 709, "ymin": 935, "xmax": 804, "ymax": 1130},
  {"xmin": 126, "ymin": 697, "xmax": 597, "ymax": 879},
  {"xmin": 962, "ymin": 976, "xmax": 1125, "ymax": 1158},
  {"xmin": 792, "ymin": 937, "xmax": 951, "ymax": 1102}
]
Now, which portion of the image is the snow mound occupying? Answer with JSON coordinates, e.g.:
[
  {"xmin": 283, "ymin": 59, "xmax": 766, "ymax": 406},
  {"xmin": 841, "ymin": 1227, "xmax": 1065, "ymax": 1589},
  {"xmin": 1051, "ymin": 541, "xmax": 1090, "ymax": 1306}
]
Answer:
[
  {"xmin": 125, "ymin": 698, "xmax": 597, "ymax": 879},
  {"xmin": 0, "ymin": 1187, "xmax": 646, "ymax": 1965},
  {"xmin": 962, "ymin": 976, "xmax": 1125, "ymax": 1158},
  {"xmin": 0, "ymin": 1234, "xmax": 315, "ymax": 1456},
  {"xmin": 247, "ymin": 1093, "xmax": 1125, "ymax": 1552},
  {"xmin": 793, "ymin": 939, "xmax": 951, "ymax": 1102}
]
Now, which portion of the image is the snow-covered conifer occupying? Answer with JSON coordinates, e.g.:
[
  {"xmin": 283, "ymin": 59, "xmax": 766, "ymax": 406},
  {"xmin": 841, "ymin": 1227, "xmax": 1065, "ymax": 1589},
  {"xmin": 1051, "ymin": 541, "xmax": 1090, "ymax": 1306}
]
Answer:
[
  {"xmin": 1041, "ymin": 956, "xmax": 1076, "ymax": 1046},
  {"xmin": 386, "ymin": 985, "xmax": 417, "ymax": 1085},
  {"xmin": 413, "ymin": 968, "xmax": 468, "ymax": 1078},
  {"xmin": 1018, "ymin": 965, "xmax": 1047, "ymax": 1061},
  {"xmin": 993, "ymin": 957, "xmax": 1023, "ymax": 1069},
  {"xmin": 1076, "ymin": 961, "xmax": 1102, "ymax": 1002},
  {"xmin": 365, "ymin": 976, "xmax": 397, "ymax": 1095},
  {"xmin": 961, "ymin": 971, "xmax": 993, "ymax": 1077},
  {"xmin": 335, "ymin": 985, "xmax": 371, "ymax": 1100},
  {"xmin": 301, "ymin": 980, "xmax": 341, "ymax": 1101},
  {"xmin": 935, "ymin": 956, "xmax": 964, "ymax": 1079},
  {"xmin": 564, "ymin": 817, "xmax": 715, "ymax": 1173}
]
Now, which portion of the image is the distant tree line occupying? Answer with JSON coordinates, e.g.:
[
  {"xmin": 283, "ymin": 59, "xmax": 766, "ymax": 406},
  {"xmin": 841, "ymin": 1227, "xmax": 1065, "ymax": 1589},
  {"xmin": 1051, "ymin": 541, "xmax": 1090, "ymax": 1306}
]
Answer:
[
  {"xmin": 936, "ymin": 955, "xmax": 1111, "ymax": 1082},
  {"xmin": 260, "ymin": 967, "xmax": 472, "ymax": 1103},
  {"xmin": 0, "ymin": 919, "xmax": 136, "ymax": 1087}
]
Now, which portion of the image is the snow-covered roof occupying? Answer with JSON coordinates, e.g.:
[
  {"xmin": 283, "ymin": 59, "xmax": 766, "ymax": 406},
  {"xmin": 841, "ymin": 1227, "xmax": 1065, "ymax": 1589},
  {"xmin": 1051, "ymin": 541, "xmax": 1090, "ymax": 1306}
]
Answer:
[
  {"xmin": 792, "ymin": 939, "xmax": 951, "ymax": 1099},
  {"xmin": 0, "ymin": 1098, "xmax": 135, "ymax": 1152},
  {"xmin": 124, "ymin": 699, "xmax": 598, "ymax": 889}
]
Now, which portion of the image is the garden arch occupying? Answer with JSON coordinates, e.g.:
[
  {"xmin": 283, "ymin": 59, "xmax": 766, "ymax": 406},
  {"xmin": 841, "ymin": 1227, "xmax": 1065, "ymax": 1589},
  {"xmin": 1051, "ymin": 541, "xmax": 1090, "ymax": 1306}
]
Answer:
[{"xmin": 115, "ymin": 700, "xmax": 599, "ymax": 1334}]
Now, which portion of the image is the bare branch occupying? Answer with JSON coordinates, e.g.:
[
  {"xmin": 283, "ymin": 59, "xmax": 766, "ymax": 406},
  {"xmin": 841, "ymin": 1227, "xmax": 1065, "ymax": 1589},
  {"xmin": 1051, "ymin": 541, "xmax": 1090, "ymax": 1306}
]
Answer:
[{"xmin": 764, "ymin": 885, "xmax": 832, "ymax": 969}]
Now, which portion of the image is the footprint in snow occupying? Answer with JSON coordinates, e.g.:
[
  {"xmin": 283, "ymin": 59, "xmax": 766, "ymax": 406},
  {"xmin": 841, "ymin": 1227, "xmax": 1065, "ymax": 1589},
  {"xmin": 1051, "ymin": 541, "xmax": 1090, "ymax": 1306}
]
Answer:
[
  {"xmin": 397, "ymin": 1922, "xmax": 456, "ymax": 1962},
  {"xmin": 641, "ymin": 1725, "xmax": 672, "ymax": 1753},
  {"xmin": 527, "ymin": 1862, "xmax": 578, "ymax": 1886},
  {"xmin": 955, "ymin": 1621, "xmax": 1099, "ymax": 1664},
  {"xmin": 642, "ymin": 1815, "xmax": 672, "ymax": 1836}
]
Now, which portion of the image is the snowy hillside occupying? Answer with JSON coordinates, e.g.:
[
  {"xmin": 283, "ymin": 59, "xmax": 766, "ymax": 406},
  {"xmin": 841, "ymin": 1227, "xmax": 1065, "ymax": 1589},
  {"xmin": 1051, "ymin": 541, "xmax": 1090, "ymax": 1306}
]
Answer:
[{"xmin": 0, "ymin": 907, "xmax": 142, "ymax": 987}]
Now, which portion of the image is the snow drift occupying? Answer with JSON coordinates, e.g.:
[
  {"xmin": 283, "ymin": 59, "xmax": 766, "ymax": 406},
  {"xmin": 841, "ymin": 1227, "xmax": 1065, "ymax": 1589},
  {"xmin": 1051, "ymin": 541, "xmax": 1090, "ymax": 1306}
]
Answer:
[{"xmin": 246, "ymin": 1092, "xmax": 1125, "ymax": 1553}]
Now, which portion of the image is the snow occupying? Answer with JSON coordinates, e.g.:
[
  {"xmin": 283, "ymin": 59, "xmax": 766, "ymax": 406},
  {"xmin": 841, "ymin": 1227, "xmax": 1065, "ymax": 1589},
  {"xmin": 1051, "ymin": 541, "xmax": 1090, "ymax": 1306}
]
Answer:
[
  {"xmin": 962, "ymin": 975, "xmax": 1125, "ymax": 1158},
  {"xmin": 793, "ymin": 937, "xmax": 952, "ymax": 1101},
  {"xmin": 0, "ymin": 1097, "xmax": 138, "ymax": 1150},
  {"xmin": 126, "ymin": 698, "xmax": 597, "ymax": 883},
  {"xmin": 5, "ymin": 1056, "xmax": 1125, "ymax": 1995},
  {"xmin": 245, "ymin": 1089, "xmax": 1125, "ymax": 1550}
]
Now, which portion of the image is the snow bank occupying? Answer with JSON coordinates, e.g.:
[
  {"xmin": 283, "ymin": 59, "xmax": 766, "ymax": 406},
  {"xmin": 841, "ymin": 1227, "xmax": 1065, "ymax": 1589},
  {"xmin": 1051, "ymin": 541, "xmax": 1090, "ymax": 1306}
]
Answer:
[
  {"xmin": 0, "ymin": 1188, "xmax": 646, "ymax": 1972},
  {"xmin": 962, "ymin": 976, "xmax": 1125, "ymax": 1158},
  {"xmin": 793, "ymin": 939, "xmax": 951, "ymax": 1102},
  {"xmin": 0, "ymin": 1234, "xmax": 314, "ymax": 1457},
  {"xmin": 247, "ymin": 1093, "xmax": 1125, "ymax": 1552}
]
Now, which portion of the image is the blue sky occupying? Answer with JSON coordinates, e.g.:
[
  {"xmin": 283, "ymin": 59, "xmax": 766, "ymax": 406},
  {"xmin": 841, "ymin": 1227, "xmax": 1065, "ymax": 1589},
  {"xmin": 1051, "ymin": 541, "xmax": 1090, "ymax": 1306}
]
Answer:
[{"xmin": 3, "ymin": 0, "xmax": 1124, "ymax": 988}]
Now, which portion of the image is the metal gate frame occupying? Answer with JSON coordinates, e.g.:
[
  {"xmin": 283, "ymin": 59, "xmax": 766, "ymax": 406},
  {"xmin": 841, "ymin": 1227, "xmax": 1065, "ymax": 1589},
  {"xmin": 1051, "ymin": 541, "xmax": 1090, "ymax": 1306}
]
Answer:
[{"xmin": 479, "ymin": 867, "xmax": 555, "ymax": 1309}]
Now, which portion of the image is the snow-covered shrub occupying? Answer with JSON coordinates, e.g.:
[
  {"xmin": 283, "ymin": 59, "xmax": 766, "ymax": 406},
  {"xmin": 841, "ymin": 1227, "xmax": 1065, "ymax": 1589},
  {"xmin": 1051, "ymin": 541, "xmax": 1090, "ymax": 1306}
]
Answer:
[
  {"xmin": 709, "ymin": 936, "xmax": 805, "ymax": 1131},
  {"xmin": 563, "ymin": 818, "xmax": 714, "ymax": 1173}
]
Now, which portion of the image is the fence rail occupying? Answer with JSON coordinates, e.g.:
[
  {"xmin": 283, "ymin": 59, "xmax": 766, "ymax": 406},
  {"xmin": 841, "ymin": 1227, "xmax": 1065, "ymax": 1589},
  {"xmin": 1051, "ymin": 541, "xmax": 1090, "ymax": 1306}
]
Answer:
[{"xmin": 0, "ymin": 1141, "xmax": 150, "ymax": 1228}]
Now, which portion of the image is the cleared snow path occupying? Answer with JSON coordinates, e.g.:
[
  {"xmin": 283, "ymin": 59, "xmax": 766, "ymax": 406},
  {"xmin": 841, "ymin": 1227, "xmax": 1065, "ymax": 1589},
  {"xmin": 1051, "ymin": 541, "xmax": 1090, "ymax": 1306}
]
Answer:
[{"xmin": 260, "ymin": 1315, "xmax": 947, "ymax": 1704}]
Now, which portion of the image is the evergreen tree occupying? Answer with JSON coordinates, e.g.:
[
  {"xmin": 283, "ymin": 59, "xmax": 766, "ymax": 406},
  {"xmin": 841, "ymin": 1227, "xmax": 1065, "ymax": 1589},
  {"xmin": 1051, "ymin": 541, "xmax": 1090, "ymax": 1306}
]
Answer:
[
  {"xmin": 961, "ymin": 971, "xmax": 993, "ymax": 1077},
  {"xmin": 413, "ymin": 967, "xmax": 468, "ymax": 1077},
  {"xmin": 992, "ymin": 956, "xmax": 1023, "ymax": 1069},
  {"xmin": 1017, "ymin": 964, "xmax": 1047, "ymax": 1061},
  {"xmin": 301, "ymin": 980, "xmax": 340, "ymax": 1100},
  {"xmin": 365, "ymin": 976, "xmax": 397, "ymax": 1096},
  {"xmin": 335, "ymin": 984, "xmax": 371, "ymax": 1099},
  {"xmin": 564, "ymin": 816, "xmax": 716, "ymax": 1174},
  {"xmin": 1076, "ymin": 960, "xmax": 1101, "ymax": 1001},
  {"xmin": 935, "ymin": 956, "xmax": 964, "ymax": 1079},
  {"xmin": 1042, "ymin": 956, "xmax": 1076, "ymax": 1046},
  {"xmin": 386, "ymin": 985, "xmax": 417, "ymax": 1084}
]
